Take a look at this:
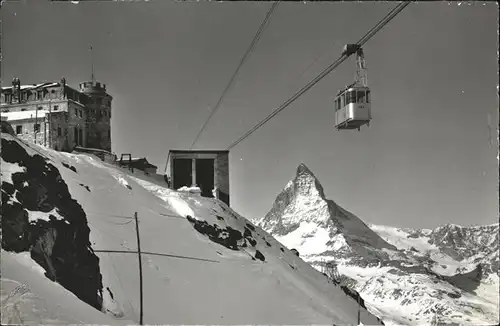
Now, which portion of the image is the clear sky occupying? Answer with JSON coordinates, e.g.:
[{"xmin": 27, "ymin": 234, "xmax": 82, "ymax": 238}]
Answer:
[{"xmin": 3, "ymin": 1, "xmax": 498, "ymax": 229}]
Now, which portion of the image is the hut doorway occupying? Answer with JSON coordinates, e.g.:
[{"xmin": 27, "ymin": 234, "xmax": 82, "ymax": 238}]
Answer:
[
  {"xmin": 173, "ymin": 158, "xmax": 192, "ymax": 189},
  {"xmin": 196, "ymin": 158, "xmax": 214, "ymax": 197}
]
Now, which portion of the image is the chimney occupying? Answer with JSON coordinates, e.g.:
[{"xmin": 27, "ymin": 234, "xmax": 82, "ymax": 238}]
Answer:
[
  {"xmin": 12, "ymin": 78, "xmax": 21, "ymax": 103},
  {"xmin": 60, "ymin": 77, "xmax": 66, "ymax": 98}
]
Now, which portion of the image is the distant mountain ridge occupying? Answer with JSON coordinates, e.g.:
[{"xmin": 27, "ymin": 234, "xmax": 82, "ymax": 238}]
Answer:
[{"xmin": 258, "ymin": 163, "xmax": 499, "ymax": 326}]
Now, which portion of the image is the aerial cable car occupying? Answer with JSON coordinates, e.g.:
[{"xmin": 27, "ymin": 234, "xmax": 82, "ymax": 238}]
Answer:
[{"xmin": 334, "ymin": 44, "xmax": 372, "ymax": 131}]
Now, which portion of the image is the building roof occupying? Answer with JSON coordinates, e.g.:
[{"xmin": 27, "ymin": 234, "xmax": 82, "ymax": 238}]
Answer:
[
  {"xmin": 169, "ymin": 149, "xmax": 229, "ymax": 154},
  {"xmin": 0, "ymin": 110, "xmax": 48, "ymax": 121},
  {"xmin": 2, "ymin": 82, "xmax": 59, "ymax": 91},
  {"xmin": 74, "ymin": 146, "xmax": 114, "ymax": 155}
]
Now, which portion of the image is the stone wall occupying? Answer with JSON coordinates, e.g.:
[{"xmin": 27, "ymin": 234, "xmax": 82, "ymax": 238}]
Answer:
[
  {"xmin": 12, "ymin": 119, "xmax": 49, "ymax": 147},
  {"xmin": 2, "ymin": 99, "xmax": 79, "ymax": 150},
  {"xmin": 1, "ymin": 100, "xmax": 68, "ymax": 114},
  {"xmin": 68, "ymin": 101, "xmax": 87, "ymax": 148},
  {"xmin": 48, "ymin": 112, "xmax": 71, "ymax": 151},
  {"xmin": 83, "ymin": 93, "xmax": 112, "ymax": 152}
]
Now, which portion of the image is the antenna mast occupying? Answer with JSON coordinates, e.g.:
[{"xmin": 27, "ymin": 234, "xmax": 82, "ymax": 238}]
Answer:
[
  {"xmin": 89, "ymin": 45, "xmax": 95, "ymax": 85},
  {"xmin": 355, "ymin": 47, "xmax": 368, "ymax": 87}
]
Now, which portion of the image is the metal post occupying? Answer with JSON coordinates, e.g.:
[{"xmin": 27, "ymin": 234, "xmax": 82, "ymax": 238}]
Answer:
[
  {"xmin": 35, "ymin": 108, "xmax": 38, "ymax": 144},
  {"xmin": 134, "ymin": 212, "xmax": 143, "ymax": 325},
  {"xmin": 357, "ymin": 294, "xmax": 361, "ymax": 325},
  {"xmin": 191, "ymin": 158, "xmax": 196, "ymax": 187},
  {"xmin": 44, "ymin": 118, "xmax": 46, "ymax": 146},
  {"xmin": 48, "ymin": 100, "xmax": 52, "ymax": 148}
]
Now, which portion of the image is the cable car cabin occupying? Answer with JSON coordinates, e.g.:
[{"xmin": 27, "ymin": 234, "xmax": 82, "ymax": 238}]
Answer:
[{"xmin": 334, "ymin": 85, "xmax": 371, "ymax": 131}]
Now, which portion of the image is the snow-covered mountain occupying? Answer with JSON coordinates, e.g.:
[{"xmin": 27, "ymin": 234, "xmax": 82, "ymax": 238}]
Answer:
[
  {"xmin": 0, "ymin": 131, "xmax": 383, "ymax": 325},
  {"xmin": 258, "ymin": 163, "xmax": 499, "ymax": 326}
]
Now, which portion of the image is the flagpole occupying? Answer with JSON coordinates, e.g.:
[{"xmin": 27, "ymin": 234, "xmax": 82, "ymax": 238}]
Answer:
[{"xmin": 89, "ymin": 45, "xmax": 95, "ymax": 85}]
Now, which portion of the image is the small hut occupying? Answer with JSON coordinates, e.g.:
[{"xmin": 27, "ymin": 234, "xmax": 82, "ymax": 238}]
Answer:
[{"xmin": 166, "ymin": 150, "xmax": 230, "ymax": 206}]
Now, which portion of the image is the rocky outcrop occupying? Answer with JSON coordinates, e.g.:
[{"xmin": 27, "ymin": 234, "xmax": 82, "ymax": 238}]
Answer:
[
  {"xmin": 1, "ymin": 137, "xmax": 104, "ymax": 311},
  {"xmin": 1, "ymin": 120, "xmax": 15, "ymax": 135}
]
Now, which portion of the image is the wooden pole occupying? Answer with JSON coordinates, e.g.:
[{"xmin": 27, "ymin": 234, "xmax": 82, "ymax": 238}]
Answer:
[
  {"xmin": 35, "ymin": 108, "xmax": 38, "ymax": 144},
  {"xmin": 43, "ymin": 117, "xmax": 46, "ymax": 146},
  {"xmin": 48, "ymin": 100, "xmax": 52, "ymax": 148},
  {"xmin": 357, "ymin": 294, "xmax": 361, "ymax": 325},
  {"xmin": 134, "ymin": 212, "xmax": 144, "ymax": 325}
]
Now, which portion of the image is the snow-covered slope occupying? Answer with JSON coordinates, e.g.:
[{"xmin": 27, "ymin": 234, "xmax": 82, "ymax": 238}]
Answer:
[
  {"xmin": 1, "ymin": 133, "xmax": 383, "ymax": 325},
  {"xmin": 1, "ymin": 251, "xmax": 133, "ymax": 325},
  {"xmin": 258, "ymin": 163, "xmax": 499, "ymax": 326}
]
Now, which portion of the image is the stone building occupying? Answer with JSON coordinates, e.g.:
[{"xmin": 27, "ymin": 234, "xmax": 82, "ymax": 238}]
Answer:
[{"xmin": 1, "ymin": 77, "xmax": 113, "ymax": 152}]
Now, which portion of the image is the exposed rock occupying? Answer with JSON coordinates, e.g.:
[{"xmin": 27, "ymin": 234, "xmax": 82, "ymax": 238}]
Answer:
[{"xmin": 1, "ymin": 137, "xmax": 104, "ymax": 311}]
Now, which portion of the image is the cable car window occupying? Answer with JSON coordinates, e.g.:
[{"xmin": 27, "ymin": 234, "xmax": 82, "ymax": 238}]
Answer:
[
  {"xmin": 357, "ymin": 90, "xmax": 365, "ymax": 103},
  {"xmin": 341, "ymin": 93, "xmax": 346, "ymax": 108},
  {"xmin": 348, "ymin": 90, "xmax": 357, "ymax": 104},
  {"xmin": 366, "ymin": 90, "xmax": 371, "ymax": 103},
  {"xmin": 336, "ymin": 98, "xmax": 341, "ymax": 111}
]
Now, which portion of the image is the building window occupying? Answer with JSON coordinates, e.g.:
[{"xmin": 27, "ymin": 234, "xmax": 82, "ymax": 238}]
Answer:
[
  {"xmin": 74, "ymin": 127, "xmax": 79, "ymax": 145},
  {"xmin": 34, "ymin": 124, "xmax": 40, "ymax": 132},
  {"xmin": 21, "ymin": 108, "xmax": 27, "ymax": 111},
  {"xmin": 58, "ymin": 127, "xmax": 62, "ymax": 137},
  {"xmin": 37, "ymin": 91, "xmax": 43, "ymax": 99},
  {"xmin": 96, "ymin": 98, "xmax": 102, "ymax": 106},
  {"xmin": 37, "ymin": 106, "xmax": 43, "ymax": 110},
  {"xmin": 79, "ymin": 109, "xmax": 83, "ymax": 118},
  {"xmin": 53, "ymin": 105, "xmax": 59, "ymax": 111},
  {"xmin": 16, "ymin": 125, "xmax": 22, "ymax": 134},
  {"xmin": 5, "ymin": 94, "xmax": 12, "ymax": 103}
]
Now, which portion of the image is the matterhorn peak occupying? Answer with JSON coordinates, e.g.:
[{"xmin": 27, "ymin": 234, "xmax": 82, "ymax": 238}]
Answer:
[
  {"xmin": 260, "ymin": 162, "xmax": 397, "ymax": 250},
  {"xmin": 296, "ymin": 162, "xmax": 313, "ymax": 175},
  {"xmin": 257, "ymin": 163, "xmax": 331, "ymax": 235},
  {"xmin": 294, "ymin": 163, "xmax": 326, "ymax": 200}
]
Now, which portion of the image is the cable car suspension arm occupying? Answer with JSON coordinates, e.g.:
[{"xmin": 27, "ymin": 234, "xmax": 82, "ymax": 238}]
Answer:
[{"xmin": 226, "ymin": 1, "xmax": 412, "ymax": 151}]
